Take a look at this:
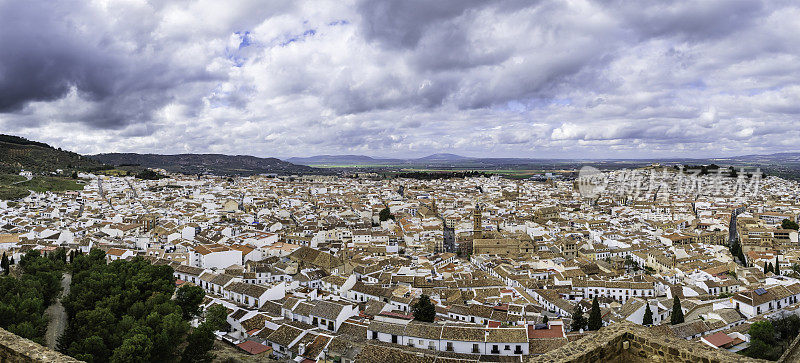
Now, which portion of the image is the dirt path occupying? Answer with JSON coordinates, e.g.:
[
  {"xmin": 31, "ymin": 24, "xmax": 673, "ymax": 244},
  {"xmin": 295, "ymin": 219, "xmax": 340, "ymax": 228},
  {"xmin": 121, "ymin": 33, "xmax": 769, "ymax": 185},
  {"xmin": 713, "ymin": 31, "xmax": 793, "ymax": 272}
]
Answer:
[
  {"xmin": 11, "ymin": 175, "xmax": 32, "ymax": 185},
  {"xmin": 45, "ymin": 272, "xmax": 71, "ymax": 349}
]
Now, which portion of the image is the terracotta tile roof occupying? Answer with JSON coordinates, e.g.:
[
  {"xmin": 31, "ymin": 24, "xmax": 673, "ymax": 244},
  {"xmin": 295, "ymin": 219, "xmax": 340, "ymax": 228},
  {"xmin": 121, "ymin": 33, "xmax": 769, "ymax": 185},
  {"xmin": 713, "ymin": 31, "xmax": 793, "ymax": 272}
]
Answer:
[
  {"xmin": 266, "ymin": 324, "xmax": 305, "ymax": 347},
  {"xmin": 440, "ymin": 325, "xmax": 484, "ymax": 342},
  {"xmin": 527, "ymin": 324, "xmax": 564, "ymax": 339},
  {"xmin": 702, "ymin": 331, "xmax": 734, "ymax": 348},
  {"xmin": 237, "ymin": 340, "xmax": 271, "ymax": 355},
  {"xmin": 368, "ymin": 321, "xmax": 406, "ymax": 336},
  {"xmin": 355, "ymin": 343, "xmax": 436, "ymax": 363},
  {"xmin": 310, "ymin": 300, "xmax": 348, "ymax": 320},
  {"xmin": 485, "ymin": 327, "xmax": 527, "ymax": 343}
]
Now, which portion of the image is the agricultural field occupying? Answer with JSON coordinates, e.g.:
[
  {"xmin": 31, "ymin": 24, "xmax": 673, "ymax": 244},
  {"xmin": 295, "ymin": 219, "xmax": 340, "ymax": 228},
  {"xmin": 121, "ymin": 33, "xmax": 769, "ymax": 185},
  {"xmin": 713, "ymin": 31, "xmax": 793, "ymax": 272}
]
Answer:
[{"xmin": 0, "ymin": 174, "xmax": 86, "ymax": 200}]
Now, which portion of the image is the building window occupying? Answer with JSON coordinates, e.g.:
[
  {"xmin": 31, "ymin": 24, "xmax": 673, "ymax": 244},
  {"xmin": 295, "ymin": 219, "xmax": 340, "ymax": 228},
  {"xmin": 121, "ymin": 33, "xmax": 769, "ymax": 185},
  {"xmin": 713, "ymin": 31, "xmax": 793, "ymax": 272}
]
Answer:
[
  {"xmin": 472, "ymin": 343, "xmax": 480, "ymax": 353},
  {"xmin": 446, "ymin": 342, "xmax": 453, "ymax": 351}
]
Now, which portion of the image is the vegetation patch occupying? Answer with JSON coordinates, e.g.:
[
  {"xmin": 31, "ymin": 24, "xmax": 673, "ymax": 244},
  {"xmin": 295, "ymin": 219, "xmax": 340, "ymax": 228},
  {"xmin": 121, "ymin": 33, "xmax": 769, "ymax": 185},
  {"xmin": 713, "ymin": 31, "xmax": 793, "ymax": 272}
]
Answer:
[
  {"xmin": 135, "ymin": 169, "xmax": 167, "ymax": 180},
  {"xmin": 0, "ymin": 184, "xmax": 30, "ymax": 200},
  {"xmin": 0, "ymin": 174, "xmax": 84, "ymax": 200},
  {"xmin": 741, "ymin": 315, "xmax": 800, "ymax": 360},
  {"xmin": 0, "ymin": 134, "xmax": 109, "ymax": 174},
  {"xmin": 15, "ymin": 176, "xmax": 84, "ymax": 193},
  {"xmin": 0, "ymin": 250, "xmax": 66, "ymax": 345},
  {"xmin": 0, "ymin": 174, "xmax": 25, "ymax": 184},
  {"xmin": 59, "ymin": 249, "xmax": 226, "ymax": 363}
]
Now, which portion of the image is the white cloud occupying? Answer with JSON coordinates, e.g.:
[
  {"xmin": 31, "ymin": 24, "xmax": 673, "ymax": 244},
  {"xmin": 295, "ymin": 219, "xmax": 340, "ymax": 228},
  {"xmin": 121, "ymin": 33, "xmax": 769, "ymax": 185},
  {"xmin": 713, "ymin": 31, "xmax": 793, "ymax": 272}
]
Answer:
[{"xmin": 1, "ymin": 0, "xmax": 799, "ymax": 158}]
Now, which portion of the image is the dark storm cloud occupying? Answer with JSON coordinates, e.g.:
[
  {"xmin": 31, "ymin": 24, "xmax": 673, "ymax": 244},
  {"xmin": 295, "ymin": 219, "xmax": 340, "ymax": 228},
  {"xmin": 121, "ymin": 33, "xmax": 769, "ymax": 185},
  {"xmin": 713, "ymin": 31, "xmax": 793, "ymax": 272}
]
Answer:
[
  {"xmin": 0, "ymin": 0, "xmax": 112, "ymax": 112},
  {"xmin": 0, "ymin": 0, "xmax": 289, "ymax": 130},
  {"xmin": 357, "ymin": 0, "xmax": 488, "ymax": 49},
  {"xmin": 612, "ymin": 0, "xmax": 766, "ymax": 41},
  {"xmin": 0, "ymin": 0, "xmax": 204, "ymax": 129}
]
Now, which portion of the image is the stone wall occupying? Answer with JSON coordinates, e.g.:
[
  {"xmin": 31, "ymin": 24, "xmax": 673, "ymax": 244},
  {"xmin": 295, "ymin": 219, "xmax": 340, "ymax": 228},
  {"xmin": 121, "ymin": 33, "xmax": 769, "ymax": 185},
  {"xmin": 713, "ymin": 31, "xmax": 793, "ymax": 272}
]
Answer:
[
  {"xmin": 0, "ymin": 328, "xmax": 82, "ymax": 363},
  {"xmin": 531, "ymin": 322, "xmax": 766, "ymax": 363}
]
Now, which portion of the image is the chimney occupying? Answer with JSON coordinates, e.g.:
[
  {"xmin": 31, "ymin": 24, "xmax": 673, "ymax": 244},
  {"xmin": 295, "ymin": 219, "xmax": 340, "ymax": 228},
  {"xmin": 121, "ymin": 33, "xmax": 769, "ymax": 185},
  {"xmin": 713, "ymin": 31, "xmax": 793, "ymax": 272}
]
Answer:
[{"xmin": 298, "ymin": 343, "xmax": 305, "ymax": 356}]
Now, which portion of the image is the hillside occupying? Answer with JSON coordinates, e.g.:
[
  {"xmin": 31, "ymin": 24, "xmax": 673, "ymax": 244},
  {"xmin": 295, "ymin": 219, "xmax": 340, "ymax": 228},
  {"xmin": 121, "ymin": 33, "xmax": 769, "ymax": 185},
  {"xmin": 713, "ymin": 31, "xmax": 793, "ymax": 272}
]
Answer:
[
  {"xmin": 416, "ymin": 153, "xmax": 471, "ymax": 161},
  {"xmin": 91, "ymin": 153, "xmax": 328, "ymax": 176},
  {"xmin": 0, "ymin": 135, "xmax": 93, "ymax": 200},
  {"xmin": 0, "ymin": 134, "xmax": 107, "ymax": 174}
]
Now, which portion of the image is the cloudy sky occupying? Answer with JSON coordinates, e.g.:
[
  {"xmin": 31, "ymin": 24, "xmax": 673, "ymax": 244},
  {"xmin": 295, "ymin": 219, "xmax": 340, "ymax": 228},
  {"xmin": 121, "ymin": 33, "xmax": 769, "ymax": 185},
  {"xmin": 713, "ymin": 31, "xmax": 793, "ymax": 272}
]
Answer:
[{"xmin": 1, "ymin": 0, "xmax": 799, "ymax": 159}]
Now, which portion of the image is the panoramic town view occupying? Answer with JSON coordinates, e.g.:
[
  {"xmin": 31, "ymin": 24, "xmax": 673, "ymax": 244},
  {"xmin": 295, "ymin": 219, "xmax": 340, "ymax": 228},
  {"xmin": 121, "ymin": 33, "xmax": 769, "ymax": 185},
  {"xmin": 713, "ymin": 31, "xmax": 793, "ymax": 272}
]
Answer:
[{"xmin": 3, "ymin": 1, "xmax": 800, "ymax": 363}]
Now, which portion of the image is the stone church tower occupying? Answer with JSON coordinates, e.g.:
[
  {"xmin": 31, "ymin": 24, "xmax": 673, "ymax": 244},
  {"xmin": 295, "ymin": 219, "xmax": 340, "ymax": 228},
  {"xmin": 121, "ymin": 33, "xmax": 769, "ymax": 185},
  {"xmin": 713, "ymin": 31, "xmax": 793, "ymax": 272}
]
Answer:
[{"xmin": 473, "ymin": 203, "xmax": 482, "ymax": 239}]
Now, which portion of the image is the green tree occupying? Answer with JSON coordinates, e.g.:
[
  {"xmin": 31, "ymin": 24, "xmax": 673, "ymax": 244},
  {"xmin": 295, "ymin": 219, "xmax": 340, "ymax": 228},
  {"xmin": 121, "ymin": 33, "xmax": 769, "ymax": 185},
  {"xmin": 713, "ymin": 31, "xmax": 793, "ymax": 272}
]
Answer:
[
  {"xmin": 0, "ymin": 249, "xmax": 64, "ymax": 344},
  {"xmin": 746, "ymin": 320, "xmax": 781, "ymax": 360},
  {"xmin": 570, "ymin": 304, "xmax": 586, "ymax": 331},
  {"xmin": 59, "ymin": 250, "xmax": 189, "ymax": 362},
  {"xmin": 624, "ymin": 255, "xmax": 640, "ymax": 271},
  {"xmin": 773, "ymin": 315, "xmax": 800, "ymax": 342},
  {"xmin": 542, "ymin": 315, "xmax": 549, "ymax": 325},
  {"xmin": 176, "ymin": 285, "xmax": 205, "ymax": 320},
  {"xmin": 412, "ymin": 294, "xmax": 436, "ymax": 323},
  {"xmin": 9, "ymin": 321, "xmax": 37, "ymax": 340},
  {"xmin": 180, "ymin": 324, "xmax": 215, "ymax": 363},
  {"xmin": 588, "ymin": 297, "xmax": 602, "ymax": 331},
  {"xmin": 775, "ymin": 256, "xmax": 781, "ymax": 275},
  {"xmin": 379, "ymin": 207, "xmax": 394, "ymax": 222},
  {"xmin": 73, "ymin": 335, "xmax": 111, "ymax": 363},
  {"xmin": 769, "ymin": 262, "xmax": 775, "ymax": 274},
  {"xmin": 204, "ymin": 304, "xmax": 230, "ymax": 332},
  {"xmin": 764, "ymin": 261, "xmax": 769, "ymax": 274},
  {"xmin": 642, "ymin": 302, "xmax": 653, "ymax": 326},
  {"xmin": 110, "ymin": 334, "xmax": 153, "ymax": 363},
  {"xmin": 1, "ymin": 252, "xmax": 8, "ymax": 275},
  {"xmin": 782, "ymin": 219, "xmax": 799, "ymax": 230},
  {"xmin": 136, "ymin": 169, "xmax": 166, "ymax": 180},
  {"xmin": 670, "ymin": 296, "xmax": 684, "ymax": 325}
]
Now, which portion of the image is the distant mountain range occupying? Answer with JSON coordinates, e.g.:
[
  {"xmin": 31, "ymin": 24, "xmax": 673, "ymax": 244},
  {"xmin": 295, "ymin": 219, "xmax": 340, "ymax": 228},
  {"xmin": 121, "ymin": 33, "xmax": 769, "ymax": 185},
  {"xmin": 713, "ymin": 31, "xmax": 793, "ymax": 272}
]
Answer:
[
  {"xmin": 3, "ymin": 133, "xmax": 800, "ymax": 178},
  {"xmin": 91, "ymin": 153, "xmax": 327, "ymax": 176},
  {"xmin": 287, "ymin": 152, "xmax": 800, "ymax": 165},
  {"xmin": 286, "ymin": 154, "xmax": 403, "ymax": 165},
  {"xmin": 285, "ymin": 151, "xmax": 800, "ymax": 179},
  {"xmin": 286, "ymin": 153, "xmax": 475, "ymax": 166}
]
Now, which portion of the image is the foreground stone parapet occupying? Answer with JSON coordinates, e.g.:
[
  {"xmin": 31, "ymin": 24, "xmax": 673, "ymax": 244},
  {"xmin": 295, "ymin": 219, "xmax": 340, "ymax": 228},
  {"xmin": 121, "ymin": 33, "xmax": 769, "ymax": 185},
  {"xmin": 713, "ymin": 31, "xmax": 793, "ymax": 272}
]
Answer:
[
  {"xmin": 0, "ymin": 328, "xmax": 82, "ymax": 363},
  {"xmin": 532, "ymin": 322, "xmax": 766, "ymax": 363}
]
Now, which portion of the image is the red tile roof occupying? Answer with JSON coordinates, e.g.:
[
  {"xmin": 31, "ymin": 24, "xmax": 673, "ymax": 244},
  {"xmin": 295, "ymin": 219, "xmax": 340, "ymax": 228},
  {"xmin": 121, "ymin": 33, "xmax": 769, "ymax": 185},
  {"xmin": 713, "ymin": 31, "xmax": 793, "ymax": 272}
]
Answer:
[
  {"xmin": 528, "ymin": 324, "xmax": 565, "ymax": 339},
  {"xmin": 703, "ymin": 331, "xmax": 734, "ymax": 348},
  {"xmin": 237, "ymin": 341, "xmax": 271, "ymax": 355}
]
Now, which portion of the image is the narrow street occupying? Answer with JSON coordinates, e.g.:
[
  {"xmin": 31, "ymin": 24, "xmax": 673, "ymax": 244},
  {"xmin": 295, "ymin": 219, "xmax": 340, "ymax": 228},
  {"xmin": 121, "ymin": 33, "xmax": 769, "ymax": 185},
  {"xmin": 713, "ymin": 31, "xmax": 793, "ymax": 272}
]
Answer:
[{"xmin": 45, "ymin": 272, "xmax": 72, "ymax": 349}]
